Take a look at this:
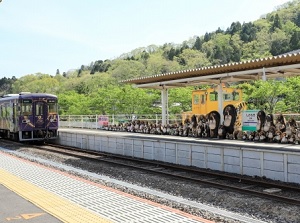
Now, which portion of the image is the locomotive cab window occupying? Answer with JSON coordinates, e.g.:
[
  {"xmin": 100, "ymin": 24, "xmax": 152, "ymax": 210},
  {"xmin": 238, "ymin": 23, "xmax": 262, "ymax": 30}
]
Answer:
[
  {"xmin": 209, "ymin": 92, "xmax": 218, "ymax": 101},
  {"xmin": 232, "ymin": 92, "xmax": 240, "ymax": 101},
  {"xmin": 21, "ymin": 99, "xmax": 32, "ymax": 116},
  {"xmin": 48, "ymin": 99, "xmax": 58, "ymax": 113},
  {"xmin": 223, "ymin": 93, "xmax": 232, "ymax": 101},
  {"xmin": 36, "ymin": 103, "xmax": 43, "ymax": 116},
  {"xmin": 193, "ymin": 94, "xmax": 199, "ymax": 105}
]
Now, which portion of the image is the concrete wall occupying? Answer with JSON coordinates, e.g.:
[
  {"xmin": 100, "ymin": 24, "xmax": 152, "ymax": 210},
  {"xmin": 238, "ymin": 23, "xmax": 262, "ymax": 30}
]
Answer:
[{"xmin": 58, "ymin": 129, "xmax": 300, "ymax": 184}]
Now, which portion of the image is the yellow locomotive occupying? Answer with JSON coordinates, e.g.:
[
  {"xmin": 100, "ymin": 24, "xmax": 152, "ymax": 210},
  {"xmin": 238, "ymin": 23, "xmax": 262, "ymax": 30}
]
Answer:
[{"xmin": 182, "ymin": 85, "xmax": 245, "ymax": 124}]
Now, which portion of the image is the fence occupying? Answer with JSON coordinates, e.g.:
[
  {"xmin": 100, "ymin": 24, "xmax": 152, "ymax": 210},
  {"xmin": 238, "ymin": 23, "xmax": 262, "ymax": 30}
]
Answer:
[{"xmin": 59, "ymin": 114, "xmax": 183, "ymax": 129}]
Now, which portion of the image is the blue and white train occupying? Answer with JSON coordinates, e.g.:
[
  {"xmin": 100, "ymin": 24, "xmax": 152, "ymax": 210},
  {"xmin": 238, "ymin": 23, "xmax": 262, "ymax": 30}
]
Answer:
[{"xmin": 0, "ymin": 92, "xmax": 58, "ymax": 141}]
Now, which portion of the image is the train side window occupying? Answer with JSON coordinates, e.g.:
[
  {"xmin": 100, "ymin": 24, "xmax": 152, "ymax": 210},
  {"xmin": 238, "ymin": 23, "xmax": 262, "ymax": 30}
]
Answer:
[
  {"xmin": 35, "ymin": 104, "xmax": 43, "ymax": 116},
  {"xmin": 209, "ymin": 92, "xmax": 218, "ymax": 101},
  {"xmin": 193, "ymin": 95, "xmax": 199, "ymax": 105},
  {"xmin": 4, "ymin": 106, "xmax": 7, "ymax": 117}
]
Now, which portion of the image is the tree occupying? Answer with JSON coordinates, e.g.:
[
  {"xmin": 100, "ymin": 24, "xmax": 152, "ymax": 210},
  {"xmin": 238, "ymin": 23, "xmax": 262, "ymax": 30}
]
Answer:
[
  {"xmin": 88, "ymin": 85, "xmax": 160, "ymax": 116},
  {"xmin": 168, "ymin": 87, "xmax": 193, "ymax": 114},
  {"xmin": 58, "ymin": 91, "xmax": 92, "ymax": 115},
  {"xmin": 78, "ymin": 69, "xmax": 82, "ymax": 77},
  {"xmin": 270, "ymin": 39, "xmax": 289, "ymax": 55},
  {"xmin": 167, "ymin": 48, "xmax": 176, "ymax": 60},
  {"xmin": 90, "ymin": 60, "xmax": 111, "ymax": 74},
  {"xmin": 141, "ymin": 51, "xmax": 150, "ymax": 61},
  {"xmin": 289, "ymin": 31, "xmax": 300, "ymax": 51},
  {"xmin": 211, "ymin": 33, "xmax": 233, "ymax": 64},
  {"xmin": 193, "ymin": 36, "xmax": 203, "ymax": 51},
  {"xmin": 295, "ymin": 12, "xmax": 300, "ymax": 27},
  {"xmin": 229, "ymin": 34, "xmax": 242, "ymax": 62},
  {"xmin": 270, "ymin": 14, "xmax": 282, "ymax": 32},
  {"xmin": 284, "ymin": 77, "xmax": 300, "ymax": 113},
  {"xmin": 270, "ymin": 29, "xmax": 289, "ymax": 55},
  {"xmin": 240, "ymin": 22, "xmax": 257, "ymax": 42},
  {"xmin": 176, "ymin": 49, "xmax": 210, "ymax": 69},
  {"xmin": 146, "ymin": 53, "xmax": 180, "ymax": 75},
  {"xmin": 201, "ymin": 40, "xmax": 214, "ymax": 60},
  {"xmin": 12, "ymin": 74, "xmax": 60, "ymax": 94},
  {"xmin": 204, "ymin": 32, "xmax": 212, "ymax": 42},
  {"xmin": 226, "ymin": 22, "xmax": 242, "ymax": 35},
  {"xmin": 180, "ymin": 41, "xmax": 189, "ymax": 53},
  {"xmin": 239, "ymin": 80, "xmax": 288, "ymax": 113},
  {"xmin": 215, "ymin": 27, "xmax": 224, "ymax": 34},
  {"xmin": 56, "ymin": 69, "xmax": 60, "ymax": 75},
  {"xmin": 0, "ymin": 77, "xmax": 15, "ymax": 95},
  {"xmin": 241, "ymin": 40, "xmax": 272, "ymax": 60},
  {"xmin": 108, "ymin": 60, "xmax": 145, "ymax": 80}
]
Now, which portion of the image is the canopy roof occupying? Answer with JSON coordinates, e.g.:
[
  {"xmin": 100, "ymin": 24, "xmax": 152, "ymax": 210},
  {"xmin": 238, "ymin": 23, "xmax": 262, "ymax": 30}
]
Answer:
[{"xmin": 121, "ymin": 52, "xmax": 300, "ymax": 89}]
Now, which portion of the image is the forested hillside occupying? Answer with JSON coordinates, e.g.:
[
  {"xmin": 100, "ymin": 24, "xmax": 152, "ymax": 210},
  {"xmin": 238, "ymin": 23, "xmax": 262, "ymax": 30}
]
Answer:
[{"xmin": 2, "ymin": 0, "xmax": 300, "ymax": 116}]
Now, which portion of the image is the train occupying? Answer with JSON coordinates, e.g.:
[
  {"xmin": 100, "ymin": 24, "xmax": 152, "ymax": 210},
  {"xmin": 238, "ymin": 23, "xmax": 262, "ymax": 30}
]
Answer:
[
  {"xmin": 182, "ymin": 85, "xmax": 245, "ymax": 124},
  {"xmin": 0, "ymin": 92, "xmax": 58, "ymax": 141}
]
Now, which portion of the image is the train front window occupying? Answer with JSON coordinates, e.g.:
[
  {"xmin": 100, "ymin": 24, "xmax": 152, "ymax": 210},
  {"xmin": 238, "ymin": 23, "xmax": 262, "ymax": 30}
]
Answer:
[
  {"xmin": 35, "ymin": 103, "xmax": 44, "ymax": 116},
  {"xmin": 21, "ymin": 100, "xmax": 32, "ymax": 116}
]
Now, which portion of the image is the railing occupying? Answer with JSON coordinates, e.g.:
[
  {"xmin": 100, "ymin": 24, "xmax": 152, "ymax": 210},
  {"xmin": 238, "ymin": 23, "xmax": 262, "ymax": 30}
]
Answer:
[
  {"xmin": 59, "ymin": 113, "xmax": 300, "ymax": 129},
  {"xmin": 59, "ymin": 114, "xmax": 183, "ymax": 129}
]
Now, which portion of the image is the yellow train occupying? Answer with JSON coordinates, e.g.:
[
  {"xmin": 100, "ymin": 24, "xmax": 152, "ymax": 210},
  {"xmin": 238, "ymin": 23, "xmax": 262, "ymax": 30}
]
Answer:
[{"xmin": 182, "ymin": 86, "xmax": 245, "ymax": 123}]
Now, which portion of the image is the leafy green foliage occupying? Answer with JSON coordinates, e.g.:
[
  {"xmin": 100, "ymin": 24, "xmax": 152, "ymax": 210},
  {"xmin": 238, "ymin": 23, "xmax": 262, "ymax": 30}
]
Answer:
[
  {"xmin": 12, "ymin": 74, "xmax": 60, "ymax": 94},
  {"xmin": 238, "ymin": 78, "xmax": 300, "ymax": 114}
]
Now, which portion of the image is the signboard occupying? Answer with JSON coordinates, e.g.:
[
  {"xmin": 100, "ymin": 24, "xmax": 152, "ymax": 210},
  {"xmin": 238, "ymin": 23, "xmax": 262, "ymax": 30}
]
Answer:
[
  {"xmin": 98, "ymin": 115, "xmax": 109, "ymax": 127},
  {"xmin": 242, "ymin": 110, "xmax": 259, "ymax": 131}
]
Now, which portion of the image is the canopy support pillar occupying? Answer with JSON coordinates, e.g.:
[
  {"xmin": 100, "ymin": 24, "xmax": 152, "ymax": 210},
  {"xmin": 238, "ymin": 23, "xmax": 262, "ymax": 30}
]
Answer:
[
  {"xmin": 161, "ymin": 86, "xmax": 168, "ymax": 125},
  {"xmin": 217, "ymin": 83, "xmax": 224, "ymax": 124}
]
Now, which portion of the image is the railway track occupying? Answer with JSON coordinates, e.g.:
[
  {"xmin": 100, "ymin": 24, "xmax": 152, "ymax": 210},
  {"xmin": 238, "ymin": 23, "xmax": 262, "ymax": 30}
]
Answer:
[{"xmin": 33, "ymin": 143, "xmax": 300, "ymax": 206}]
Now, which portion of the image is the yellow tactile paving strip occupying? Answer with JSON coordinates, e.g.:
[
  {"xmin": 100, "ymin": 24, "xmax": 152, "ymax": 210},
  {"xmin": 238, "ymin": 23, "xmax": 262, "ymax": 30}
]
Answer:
[{"xmin": 0, "ymin": 169, "xmax": 112, "ymax": 223}]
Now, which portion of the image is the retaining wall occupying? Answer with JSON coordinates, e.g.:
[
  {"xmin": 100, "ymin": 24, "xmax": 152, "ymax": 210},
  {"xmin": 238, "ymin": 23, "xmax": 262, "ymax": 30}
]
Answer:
[{"xmin": 57, "ymin": 128, "xmax": 300, "ymax": 184}]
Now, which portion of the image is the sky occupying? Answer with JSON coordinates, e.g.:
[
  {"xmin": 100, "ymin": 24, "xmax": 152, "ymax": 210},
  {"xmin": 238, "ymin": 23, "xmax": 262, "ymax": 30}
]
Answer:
[{"xmin": 0, "ymin": 0, "xmax": 292, "ymax": 79}]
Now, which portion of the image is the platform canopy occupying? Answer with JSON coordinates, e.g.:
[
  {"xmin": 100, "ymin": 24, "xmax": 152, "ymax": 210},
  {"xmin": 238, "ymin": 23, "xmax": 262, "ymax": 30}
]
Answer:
[{"xmin": 122, "ymin": 52, "xmax": 300, "ymax": 89}]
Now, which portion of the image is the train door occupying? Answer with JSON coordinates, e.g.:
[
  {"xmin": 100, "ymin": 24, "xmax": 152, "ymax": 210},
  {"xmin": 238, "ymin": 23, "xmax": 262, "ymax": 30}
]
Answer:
[
  {"xmin": 192, "ymin": 93, "xmax": 200, "ymax": 114},
  {"xmin": 33, "ymin": 101, "xmax": 47, "ymax": 129},
  {"xmin": 192, "ymin": 91, "xmax": 207, "ymax": 115},
  {"xmin": 12, "ymin": 101, "xmax": 18, "ymax": 132}
]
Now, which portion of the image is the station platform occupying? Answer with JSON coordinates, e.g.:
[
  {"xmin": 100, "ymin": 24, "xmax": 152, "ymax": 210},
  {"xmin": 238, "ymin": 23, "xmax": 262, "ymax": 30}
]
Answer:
[
  {"xmin": 0, "ymin": 184, "xmax": 61, "ymax": 223},
  {"xmin": 0, "ymin": 150, "xmax": 213, "ymax": 223},
  {"xmin": 57, "ymin": 128, "xmax": 300, "ymax": 185}
]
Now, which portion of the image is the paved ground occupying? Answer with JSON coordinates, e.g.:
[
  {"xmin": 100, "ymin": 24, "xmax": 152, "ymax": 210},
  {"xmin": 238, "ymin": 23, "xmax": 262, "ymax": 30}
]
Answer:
[{"xmin": 0, "ymin": 185, "xmax": 62, "ymax": 223}]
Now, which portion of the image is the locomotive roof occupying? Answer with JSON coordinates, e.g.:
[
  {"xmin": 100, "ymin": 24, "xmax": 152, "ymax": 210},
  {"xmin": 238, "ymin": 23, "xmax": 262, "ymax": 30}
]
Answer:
[
  {"xmin": 121, "ymin": 52, "xmax": 300, "ymax": 89},
  {"xmin": 0, "ymin": 93, "xmax": 57, "ymax": 101}
]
